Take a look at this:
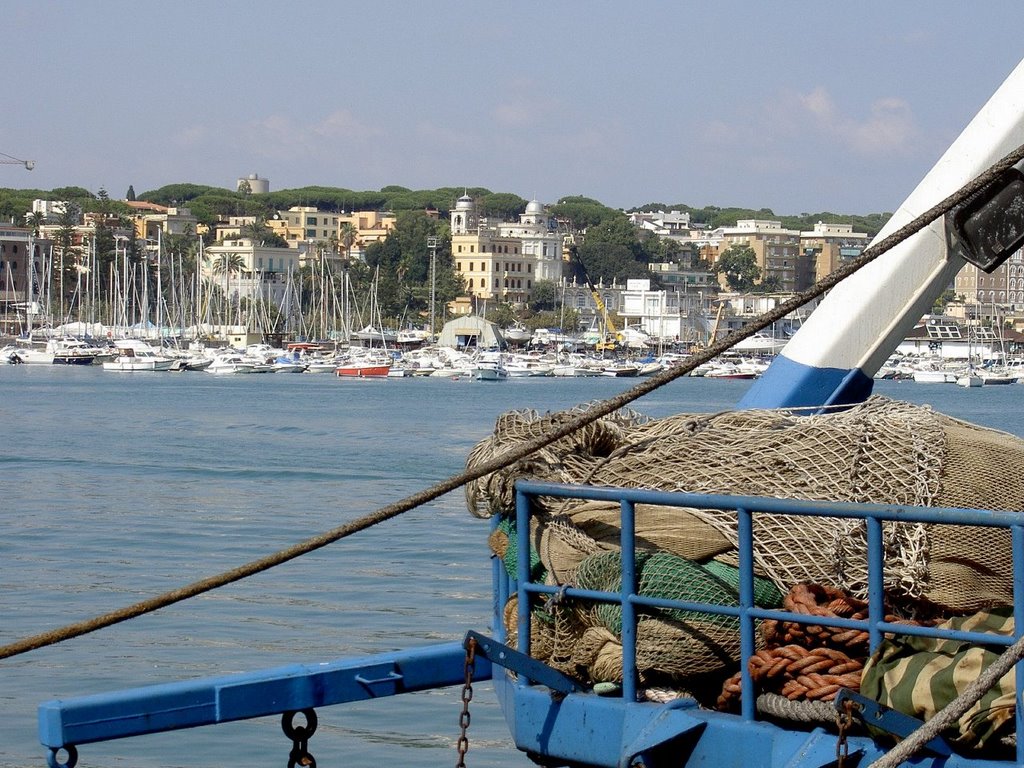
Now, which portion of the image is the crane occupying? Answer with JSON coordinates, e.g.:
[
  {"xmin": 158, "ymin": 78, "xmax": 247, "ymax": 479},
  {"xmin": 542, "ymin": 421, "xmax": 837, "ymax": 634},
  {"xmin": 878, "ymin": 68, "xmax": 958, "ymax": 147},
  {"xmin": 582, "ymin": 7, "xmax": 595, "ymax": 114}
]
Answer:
[
  {"xmin": 569, "ymin": 243, "xmax": 622, "ymax": 352},
  {"xmin": 0, "ymin": 151, "xmax": 34, "ymax": 171}
]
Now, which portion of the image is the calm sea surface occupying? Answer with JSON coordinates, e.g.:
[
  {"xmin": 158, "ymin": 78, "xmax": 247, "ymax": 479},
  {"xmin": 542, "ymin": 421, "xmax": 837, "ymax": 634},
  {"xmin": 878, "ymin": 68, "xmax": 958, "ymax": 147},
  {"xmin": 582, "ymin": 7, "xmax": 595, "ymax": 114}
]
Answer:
[{"xmin": 1, "ymin": 367, "xmax": 1022, "ymax": 768}]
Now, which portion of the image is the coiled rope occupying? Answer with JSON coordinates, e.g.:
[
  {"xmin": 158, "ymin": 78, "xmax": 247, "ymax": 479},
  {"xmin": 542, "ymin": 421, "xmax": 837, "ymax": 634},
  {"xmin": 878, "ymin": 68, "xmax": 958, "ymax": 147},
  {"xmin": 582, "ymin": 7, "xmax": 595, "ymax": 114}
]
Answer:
[{"xmin": 3, "ymin": 143, "xmax": 1024, "ymax": 662}]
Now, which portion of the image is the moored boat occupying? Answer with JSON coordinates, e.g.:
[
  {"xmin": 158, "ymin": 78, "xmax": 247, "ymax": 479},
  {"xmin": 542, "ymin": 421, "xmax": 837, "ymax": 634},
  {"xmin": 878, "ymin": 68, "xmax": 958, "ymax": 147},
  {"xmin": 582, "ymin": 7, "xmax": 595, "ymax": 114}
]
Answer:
[{"xmin": 101, "ymin": 340, "xmax": 175, "ymax": 372}]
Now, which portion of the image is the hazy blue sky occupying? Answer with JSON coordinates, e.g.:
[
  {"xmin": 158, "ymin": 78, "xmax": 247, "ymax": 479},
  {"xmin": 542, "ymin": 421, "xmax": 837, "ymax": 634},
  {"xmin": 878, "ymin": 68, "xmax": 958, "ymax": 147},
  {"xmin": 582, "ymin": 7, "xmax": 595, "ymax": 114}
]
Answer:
[{"xmin": 2, "ymin": 1, "xmax": 1022, "ymax": 215}]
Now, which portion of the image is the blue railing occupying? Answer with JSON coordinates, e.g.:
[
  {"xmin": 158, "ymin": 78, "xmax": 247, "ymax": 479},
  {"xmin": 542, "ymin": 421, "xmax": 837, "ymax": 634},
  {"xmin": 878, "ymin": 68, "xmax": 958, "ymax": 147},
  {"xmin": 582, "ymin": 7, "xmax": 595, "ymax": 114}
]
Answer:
[{"xmin": 507, "ymin": 481, "xmax": 1024, "ymax": 761}]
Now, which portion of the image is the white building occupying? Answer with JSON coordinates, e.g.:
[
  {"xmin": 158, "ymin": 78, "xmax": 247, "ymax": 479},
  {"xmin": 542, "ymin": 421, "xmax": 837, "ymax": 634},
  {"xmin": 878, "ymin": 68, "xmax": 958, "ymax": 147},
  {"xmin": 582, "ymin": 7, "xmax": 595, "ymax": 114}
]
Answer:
[
  {"xmin": 202, "ymin": 240, "xmax": 304, "ymax": 307},
  {"xmin": 497, "ymin": 199, "xmax": 564, "ymax": 283}
]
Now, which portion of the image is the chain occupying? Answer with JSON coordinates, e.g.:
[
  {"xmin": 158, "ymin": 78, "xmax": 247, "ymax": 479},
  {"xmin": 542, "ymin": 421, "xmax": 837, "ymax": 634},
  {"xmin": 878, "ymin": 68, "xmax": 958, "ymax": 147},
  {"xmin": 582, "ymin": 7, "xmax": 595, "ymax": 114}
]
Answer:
[
  {"xmin": 835, "ymin": 698, "xmax": 856, "ymax": 768},
  {"xmin": 282, "ymin": 708, "xmax": 318, "ymax": 768},
  {"xmin": 455, "ymin": 637, "xmax": 477, "ymax": 768}
]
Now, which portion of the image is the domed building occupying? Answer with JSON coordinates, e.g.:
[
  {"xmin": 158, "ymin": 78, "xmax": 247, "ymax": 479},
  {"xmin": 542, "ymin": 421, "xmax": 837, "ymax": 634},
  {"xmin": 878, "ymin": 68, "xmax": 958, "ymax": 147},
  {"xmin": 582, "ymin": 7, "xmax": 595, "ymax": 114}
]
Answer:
[
  {"xmin": 499, "ymin": 198, "xmax": 564, "ymax": 284},
  {"xmin": 450, "ymin": 194, "xmax": 565, "ymax": 313}
]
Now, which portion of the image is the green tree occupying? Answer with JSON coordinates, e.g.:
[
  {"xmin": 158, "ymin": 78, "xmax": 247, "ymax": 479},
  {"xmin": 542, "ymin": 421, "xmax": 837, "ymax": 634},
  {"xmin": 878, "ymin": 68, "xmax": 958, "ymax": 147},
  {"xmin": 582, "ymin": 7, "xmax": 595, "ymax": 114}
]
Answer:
[
  {"xmin": 54, "ymin": 202, "xmax": 82, "ymax": 318},
  {"xmin": 338, "ymin": 222, "xmax": 357, "ymax": 264},
  {"xmin": 529, "ymin": 279, "xmax": 558, "ymax": 312},
  {"xmin": 715, "ymin": 245, "xmax": 760, "ymax": 291}
]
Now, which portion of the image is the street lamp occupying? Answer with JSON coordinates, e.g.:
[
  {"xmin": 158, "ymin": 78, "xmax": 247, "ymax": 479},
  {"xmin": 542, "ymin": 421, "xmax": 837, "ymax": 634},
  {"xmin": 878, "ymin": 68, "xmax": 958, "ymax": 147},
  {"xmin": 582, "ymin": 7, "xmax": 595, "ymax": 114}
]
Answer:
[{"xmin": 427, "ymin": 236, "xmax": 438, "ymax": 339}]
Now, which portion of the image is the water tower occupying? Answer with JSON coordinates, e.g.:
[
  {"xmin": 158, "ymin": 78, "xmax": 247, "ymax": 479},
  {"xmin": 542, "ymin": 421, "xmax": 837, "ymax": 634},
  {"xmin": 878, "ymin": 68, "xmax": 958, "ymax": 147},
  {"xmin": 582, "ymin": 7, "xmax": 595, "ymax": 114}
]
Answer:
[{"xmin": 237, "ymin": 173, "xmax": 270, "ymax": 194}]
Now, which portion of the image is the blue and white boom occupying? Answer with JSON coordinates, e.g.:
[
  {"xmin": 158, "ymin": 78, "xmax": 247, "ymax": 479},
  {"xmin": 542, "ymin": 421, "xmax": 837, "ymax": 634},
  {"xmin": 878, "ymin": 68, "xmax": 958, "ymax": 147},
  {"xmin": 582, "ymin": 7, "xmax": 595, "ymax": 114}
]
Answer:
[{"xmin": 741, "ymin": 58, "xmax": 1024, "ymax": 411}]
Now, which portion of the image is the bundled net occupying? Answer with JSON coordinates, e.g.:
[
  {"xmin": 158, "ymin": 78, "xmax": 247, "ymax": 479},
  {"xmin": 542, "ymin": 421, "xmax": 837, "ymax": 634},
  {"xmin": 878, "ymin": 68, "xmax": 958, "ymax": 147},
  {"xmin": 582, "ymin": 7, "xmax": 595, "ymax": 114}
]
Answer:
[{"xmin": 467, "ymin": 396, "xmax": 1024, "ymax": 697}]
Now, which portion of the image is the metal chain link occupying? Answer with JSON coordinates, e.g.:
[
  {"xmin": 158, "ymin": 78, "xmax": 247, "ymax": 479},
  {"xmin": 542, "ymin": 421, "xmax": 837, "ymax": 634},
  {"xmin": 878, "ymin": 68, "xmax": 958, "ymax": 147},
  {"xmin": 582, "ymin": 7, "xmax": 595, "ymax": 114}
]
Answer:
[
  {"xmin": 455, "ymin": 637, "xmax": 477, "ymax": 768},
  {"xmin": 282, "ymin": 708, "xmax": 318, "ymax": 768},
  {"xmin": 836, "ymin": 698, "xmax": 856, "ymax": 768}
]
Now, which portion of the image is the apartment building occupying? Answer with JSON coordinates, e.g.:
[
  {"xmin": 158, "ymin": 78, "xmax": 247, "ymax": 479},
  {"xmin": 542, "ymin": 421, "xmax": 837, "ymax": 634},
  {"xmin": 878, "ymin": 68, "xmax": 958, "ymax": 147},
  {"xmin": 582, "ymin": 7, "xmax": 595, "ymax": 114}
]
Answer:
[{"xmin": 799, "ymin": 221, "xmax": 869, "ymax": 283}]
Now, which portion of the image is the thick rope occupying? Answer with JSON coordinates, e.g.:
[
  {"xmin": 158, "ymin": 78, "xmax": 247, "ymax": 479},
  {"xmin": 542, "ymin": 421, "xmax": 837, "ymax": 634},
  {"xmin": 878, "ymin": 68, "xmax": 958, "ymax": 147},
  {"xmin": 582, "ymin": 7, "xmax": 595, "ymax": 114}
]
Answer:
[
  {"xmin": 2, "ymin": 143, "xmax": 1024, "ymax": 662},
  {"xmin": 865, "ymin": 631, "xmax": 1024, "ymax": 768}
]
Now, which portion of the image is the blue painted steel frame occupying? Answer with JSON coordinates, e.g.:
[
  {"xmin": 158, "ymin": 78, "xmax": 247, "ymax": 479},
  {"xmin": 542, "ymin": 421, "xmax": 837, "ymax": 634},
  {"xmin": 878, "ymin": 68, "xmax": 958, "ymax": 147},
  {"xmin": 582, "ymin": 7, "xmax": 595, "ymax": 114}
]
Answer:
[
  {"xmin": 495, "ymin": 481, "xmax": 1024, "ymax": 768},
  {"xmin": 38, "ymin": 642, "xmax": 492, "ymax": 750}
]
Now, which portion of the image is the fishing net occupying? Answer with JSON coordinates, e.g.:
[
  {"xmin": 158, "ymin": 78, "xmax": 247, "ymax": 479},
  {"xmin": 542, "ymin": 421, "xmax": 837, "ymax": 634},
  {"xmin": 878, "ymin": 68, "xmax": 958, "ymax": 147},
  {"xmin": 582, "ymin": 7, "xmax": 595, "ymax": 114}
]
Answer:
[{"xmin": 467, "ymin": 396, "xmax": 1024, "ymax": 689}]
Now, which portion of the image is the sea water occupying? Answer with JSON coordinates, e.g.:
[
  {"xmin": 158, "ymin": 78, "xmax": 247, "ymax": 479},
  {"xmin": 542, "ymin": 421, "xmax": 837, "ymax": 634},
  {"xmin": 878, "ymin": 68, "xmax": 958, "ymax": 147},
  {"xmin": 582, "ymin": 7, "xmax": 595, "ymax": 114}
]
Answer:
[{"xmin": 1, "ymin": 367, "xmax": 1021, "ymax": 768}]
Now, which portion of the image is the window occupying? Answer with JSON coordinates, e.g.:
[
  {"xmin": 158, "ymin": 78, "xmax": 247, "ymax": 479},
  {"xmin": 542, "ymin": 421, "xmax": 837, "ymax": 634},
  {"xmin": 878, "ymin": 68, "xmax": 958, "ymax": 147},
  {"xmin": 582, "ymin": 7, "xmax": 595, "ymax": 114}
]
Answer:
[
  {"xmin": 527, "ymin": 279, "xmax": 531, "ymax": 289},
  {"xmin": 468, "ymin": 278, "xmax": 474, "ymax": 289},
  {"xmin": 528, "ymin": 264, "xmax": 532, "ymax": 273},
  {"xmin": 470, "ymin": 245, "xmax": 475, "ymax": 253},
  {"xmin": 308, "ymin": 217, "xmax": 318, "ymax": 226},
  {"xmin": 458, "ymin": 245, "xmax": 463, "ymax": 253}
]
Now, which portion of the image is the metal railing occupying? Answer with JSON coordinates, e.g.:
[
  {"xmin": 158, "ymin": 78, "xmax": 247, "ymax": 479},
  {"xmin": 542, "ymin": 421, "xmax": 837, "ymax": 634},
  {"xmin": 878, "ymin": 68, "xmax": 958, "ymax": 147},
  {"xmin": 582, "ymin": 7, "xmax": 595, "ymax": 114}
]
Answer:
[{"xmin": 507, "ymin": 481, "xmax": 1024, "ymax": 760}]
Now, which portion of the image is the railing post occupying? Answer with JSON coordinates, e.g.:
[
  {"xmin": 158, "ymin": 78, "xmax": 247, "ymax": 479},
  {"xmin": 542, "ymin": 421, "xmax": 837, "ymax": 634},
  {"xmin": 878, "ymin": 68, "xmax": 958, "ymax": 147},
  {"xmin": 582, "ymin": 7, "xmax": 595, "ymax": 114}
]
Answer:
[
  {"xmin": 621, "ymin": 499, "xmax": 638, "ymax": 703},
  {"xmin": 1013, "ymin": 523, "xmax": 1024, "ymax": 767},
  {"xmin": 737, "ymin": 505, "xmax": 756, "ymax": 722},
  {"xmin": 515, "ymin": 488, "xmax": 532, "ymax": 673},
  {"xmin": 866, "ymin": 517, "xmax": 885, "ymax": 651}
]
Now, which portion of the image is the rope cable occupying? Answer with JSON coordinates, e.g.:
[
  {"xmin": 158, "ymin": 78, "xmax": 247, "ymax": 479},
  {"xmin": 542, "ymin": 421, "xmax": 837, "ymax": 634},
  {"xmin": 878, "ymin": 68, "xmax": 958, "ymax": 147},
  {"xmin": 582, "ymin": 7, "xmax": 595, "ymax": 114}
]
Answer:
[{"xmin": 2, "ymin": 143, "xmax": 1023, "ymax": 662}]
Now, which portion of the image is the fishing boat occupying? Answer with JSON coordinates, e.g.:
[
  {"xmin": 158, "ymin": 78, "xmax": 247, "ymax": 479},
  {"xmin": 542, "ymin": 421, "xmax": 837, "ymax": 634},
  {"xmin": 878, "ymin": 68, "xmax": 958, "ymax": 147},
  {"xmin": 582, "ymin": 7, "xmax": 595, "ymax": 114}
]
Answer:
[{"xmin": 29, "ymin": 58, "xmax": 1024, "ymax": 768}]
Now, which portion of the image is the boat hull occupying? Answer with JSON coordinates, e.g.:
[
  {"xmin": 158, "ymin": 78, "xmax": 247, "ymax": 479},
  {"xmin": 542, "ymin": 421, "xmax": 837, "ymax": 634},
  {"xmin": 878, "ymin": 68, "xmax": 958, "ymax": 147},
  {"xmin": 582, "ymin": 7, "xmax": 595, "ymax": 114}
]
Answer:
[{"xmin": 335, "ymin": 364, "xmax": 391, "ymax": 378}]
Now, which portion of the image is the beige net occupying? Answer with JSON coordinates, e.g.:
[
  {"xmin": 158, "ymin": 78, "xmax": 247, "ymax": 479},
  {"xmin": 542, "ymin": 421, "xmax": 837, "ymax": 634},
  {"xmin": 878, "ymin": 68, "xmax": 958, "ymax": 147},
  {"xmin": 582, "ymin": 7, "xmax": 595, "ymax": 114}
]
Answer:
[{"xmin": 468, "ymin": 396, "xmax": 1024, "ymax": 688}]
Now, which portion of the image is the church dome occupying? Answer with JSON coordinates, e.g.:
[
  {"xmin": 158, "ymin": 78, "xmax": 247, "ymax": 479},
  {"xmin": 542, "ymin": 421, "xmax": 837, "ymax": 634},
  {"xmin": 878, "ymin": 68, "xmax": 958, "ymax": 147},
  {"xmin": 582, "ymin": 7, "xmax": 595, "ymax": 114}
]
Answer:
[
  {"xmin": 525, "ymin": 199, "xmax": 544, "ymax": 214},
  {"xmin": 455, "ymin": 194, "xmax": 474, "ymax": 211}
]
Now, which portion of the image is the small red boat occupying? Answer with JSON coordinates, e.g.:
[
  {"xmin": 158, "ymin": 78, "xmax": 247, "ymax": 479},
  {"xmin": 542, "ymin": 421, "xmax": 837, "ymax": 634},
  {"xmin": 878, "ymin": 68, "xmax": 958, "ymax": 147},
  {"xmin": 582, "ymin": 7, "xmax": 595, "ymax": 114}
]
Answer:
[{"xmin": 335, "ymin": 360, "xmax": 391, "ymax": 378}]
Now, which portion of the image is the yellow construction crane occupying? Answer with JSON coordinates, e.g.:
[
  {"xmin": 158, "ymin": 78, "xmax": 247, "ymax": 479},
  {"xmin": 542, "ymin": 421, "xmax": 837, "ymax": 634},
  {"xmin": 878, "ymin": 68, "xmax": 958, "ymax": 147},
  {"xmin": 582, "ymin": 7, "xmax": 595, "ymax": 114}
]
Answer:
[
  {"xmin": 0, "ymin": 151, "xmax": 34, "ymax": 171},
  {"xmin": 570, "ymin": 245, "xmax": 622, "ymax": 352}
]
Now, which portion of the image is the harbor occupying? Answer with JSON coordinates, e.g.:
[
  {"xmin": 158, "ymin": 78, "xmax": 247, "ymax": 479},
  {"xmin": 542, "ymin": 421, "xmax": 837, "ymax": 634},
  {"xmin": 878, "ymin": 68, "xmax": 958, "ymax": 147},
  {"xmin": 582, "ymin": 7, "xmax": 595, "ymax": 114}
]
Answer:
[{"xmin": 1, "ymin": 368, "xmax": 1021, "ymax": 768}]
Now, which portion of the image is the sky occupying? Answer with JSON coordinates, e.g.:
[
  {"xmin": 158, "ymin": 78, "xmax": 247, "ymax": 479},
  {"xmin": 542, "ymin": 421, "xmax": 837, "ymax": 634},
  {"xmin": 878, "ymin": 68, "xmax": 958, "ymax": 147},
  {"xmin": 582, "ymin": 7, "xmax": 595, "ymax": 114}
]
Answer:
[{"xmin": 2, "ymin": 1, "xmax": 1022, "ymax": 216}]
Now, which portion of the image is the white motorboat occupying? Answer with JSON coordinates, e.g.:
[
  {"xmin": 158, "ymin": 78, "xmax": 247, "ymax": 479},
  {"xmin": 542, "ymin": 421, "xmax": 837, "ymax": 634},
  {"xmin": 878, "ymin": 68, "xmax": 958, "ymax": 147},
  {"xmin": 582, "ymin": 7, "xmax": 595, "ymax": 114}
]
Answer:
[
  {"xmin": 473, "ymin": 352, "xmax": 508, "ymax": 381},
  {"xmin": 102, "ymin": 340, "xmax": 175, "ymax": 372},
  {"xmin": 204, "ymin": 353, "xmax": 256, "ymax": 375}
]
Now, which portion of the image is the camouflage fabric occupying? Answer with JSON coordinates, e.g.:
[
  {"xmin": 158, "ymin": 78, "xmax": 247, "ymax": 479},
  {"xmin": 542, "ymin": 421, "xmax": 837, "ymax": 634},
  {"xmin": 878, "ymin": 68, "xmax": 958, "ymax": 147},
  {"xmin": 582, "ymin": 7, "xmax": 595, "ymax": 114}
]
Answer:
[{"xmin": 860, "ymin": 607, "xmax": 1016, "ymax": 749}]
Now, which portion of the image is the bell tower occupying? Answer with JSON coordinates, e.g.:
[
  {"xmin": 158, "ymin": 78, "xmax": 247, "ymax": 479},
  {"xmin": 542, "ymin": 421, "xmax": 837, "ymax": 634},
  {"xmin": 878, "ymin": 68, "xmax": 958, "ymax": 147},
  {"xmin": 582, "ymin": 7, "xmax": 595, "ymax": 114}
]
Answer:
[{"xmin": 451, "ymin": 193, "xmax": 476, "ymax": 235}]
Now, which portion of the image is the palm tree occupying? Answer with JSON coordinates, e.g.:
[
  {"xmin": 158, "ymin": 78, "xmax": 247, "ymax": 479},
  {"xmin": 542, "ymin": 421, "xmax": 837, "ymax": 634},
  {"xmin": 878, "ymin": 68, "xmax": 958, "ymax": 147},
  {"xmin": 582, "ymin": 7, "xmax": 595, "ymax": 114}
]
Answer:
[
  {"xmin": 212, "ymin": 253, "xmax": 247, "ymax": 325},
  {"xmin": 339, "ymin": 222, "xmax": 358, "ymax": 265}
]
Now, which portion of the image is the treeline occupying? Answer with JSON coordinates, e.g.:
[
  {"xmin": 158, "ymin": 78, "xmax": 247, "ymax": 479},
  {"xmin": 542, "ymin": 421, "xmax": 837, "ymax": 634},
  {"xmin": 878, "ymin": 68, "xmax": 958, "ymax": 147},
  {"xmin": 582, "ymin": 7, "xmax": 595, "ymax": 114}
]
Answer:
[
  {"xmin": 0, "ymin": 182, "xmax": 889, "ymax": 237},
  {"xmin": 0, "ymin": 183, "xmax": 890, "ymax": 309}
]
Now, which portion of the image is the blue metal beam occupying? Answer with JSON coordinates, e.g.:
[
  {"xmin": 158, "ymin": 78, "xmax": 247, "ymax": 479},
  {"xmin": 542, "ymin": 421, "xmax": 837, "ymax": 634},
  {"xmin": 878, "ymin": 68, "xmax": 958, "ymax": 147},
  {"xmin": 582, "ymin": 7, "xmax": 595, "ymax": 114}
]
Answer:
[{"xmin": 38, "ymin": 641, "xmax": 491, "ymax": 749}]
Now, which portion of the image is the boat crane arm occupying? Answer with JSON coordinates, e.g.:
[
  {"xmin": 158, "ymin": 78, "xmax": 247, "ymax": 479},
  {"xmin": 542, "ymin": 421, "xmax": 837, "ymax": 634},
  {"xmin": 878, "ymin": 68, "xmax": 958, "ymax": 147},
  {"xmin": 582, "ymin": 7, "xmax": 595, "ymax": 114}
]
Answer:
[{"xmin": 741, "ymin": 59, "xmax": 1024, "ymax": 411}]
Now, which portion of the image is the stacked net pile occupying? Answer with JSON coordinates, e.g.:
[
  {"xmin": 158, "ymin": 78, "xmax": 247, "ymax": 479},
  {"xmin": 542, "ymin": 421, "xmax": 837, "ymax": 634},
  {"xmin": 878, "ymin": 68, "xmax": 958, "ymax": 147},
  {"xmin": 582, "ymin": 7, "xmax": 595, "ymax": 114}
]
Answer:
[{"xmin": 467, "ymin": 396, "xmax": 1024, "ymax": 695}]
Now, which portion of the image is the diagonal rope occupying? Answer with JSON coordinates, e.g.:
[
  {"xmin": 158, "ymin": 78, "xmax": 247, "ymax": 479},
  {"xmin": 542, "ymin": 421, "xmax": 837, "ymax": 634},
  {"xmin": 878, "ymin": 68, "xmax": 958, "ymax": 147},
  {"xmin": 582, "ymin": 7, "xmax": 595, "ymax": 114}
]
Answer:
[{"xmin": 2, "ymin": 143, "xmax": 1024, "ymax": 662}]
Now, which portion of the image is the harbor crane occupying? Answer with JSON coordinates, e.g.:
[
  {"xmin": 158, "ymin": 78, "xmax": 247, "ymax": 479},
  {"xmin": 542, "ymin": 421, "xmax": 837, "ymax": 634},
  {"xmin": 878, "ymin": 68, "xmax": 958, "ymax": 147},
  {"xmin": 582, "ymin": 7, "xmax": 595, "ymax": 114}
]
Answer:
[
  {"xmin": 0, "ymin": 151, "xmax": 34, "ymax": 170},
  {"xmin": 569, "ymin": 242, "xmax": 623, "ymax": 352}
]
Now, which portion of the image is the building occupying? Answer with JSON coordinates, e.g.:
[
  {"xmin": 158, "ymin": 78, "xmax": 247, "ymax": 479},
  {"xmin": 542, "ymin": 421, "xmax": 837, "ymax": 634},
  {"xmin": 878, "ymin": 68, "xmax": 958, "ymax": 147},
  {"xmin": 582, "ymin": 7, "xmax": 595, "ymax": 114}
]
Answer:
[
  {"xmin": 451, "ymin": 194, "xmax": 532, "ymax": 307},
  {"xmin": 799, "ymin": 221, "xmax": 869, "ymax": 283},
  {"xmin": 716, "ymin": 220, "xmax": 806, "ymax": 292},
  {"xmin": 954, "ymin": 247, "xmax": 1024, "ymax": 325},
  {"xmin": 451, "ymin": 195, "xmax": 564, "ymax": 309},
  {"xmin": 269, "ymin": 207, "xmax": 341, "ymax": 249},
  {"xmin": 202, "ymin": 239, "xmax": 304, "ymax": 307},
  {"xmin": 627, "ymin": 210, "xmax": 692, "ymax": 235},
  {"xmin": 496, "ymin": 200, "xmax": 564, "ymax": 284},
  {"xmin": 648, "ymin": 261, "xmax": 716, "ymax": 292},
  {"xmin": 0, "ymin": 226, "xmax": 48, "ymax": 333},
  {"xmin": 336, "ymin": 210, "xmax": 397, "ymax": 260}
]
